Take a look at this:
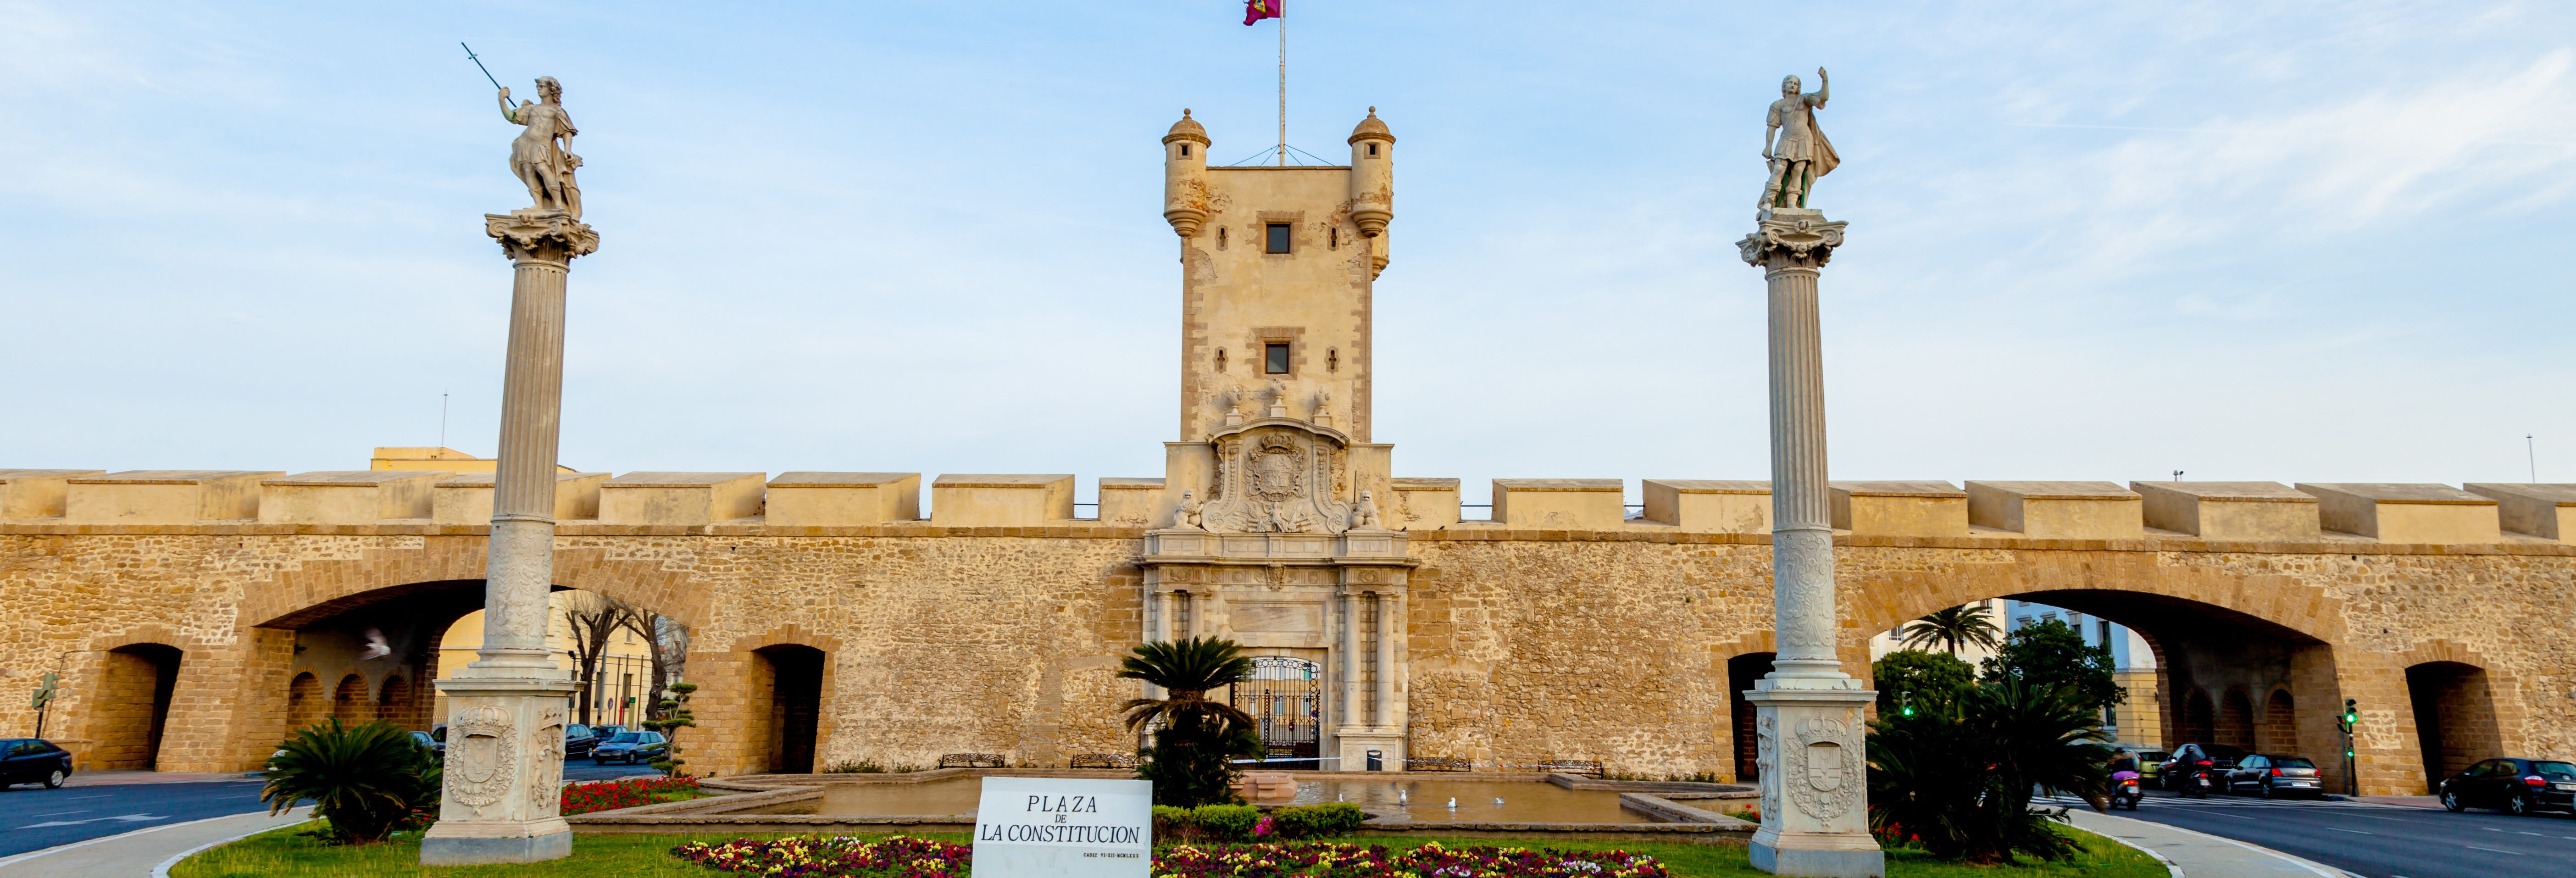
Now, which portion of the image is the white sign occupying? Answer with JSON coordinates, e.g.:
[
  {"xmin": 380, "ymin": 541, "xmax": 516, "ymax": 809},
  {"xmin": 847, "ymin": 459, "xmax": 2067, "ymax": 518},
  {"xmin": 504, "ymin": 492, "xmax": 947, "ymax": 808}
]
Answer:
[{"xmin": 972, "ymin": 776, "xmax": 1151, "ymax": 878}]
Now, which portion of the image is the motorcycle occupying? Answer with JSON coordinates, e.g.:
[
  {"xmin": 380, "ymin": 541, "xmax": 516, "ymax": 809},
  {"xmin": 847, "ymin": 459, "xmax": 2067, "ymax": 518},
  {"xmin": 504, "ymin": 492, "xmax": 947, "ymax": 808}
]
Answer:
[
  {"xmin": 2179, "ymin": 761, "xmax": 2216, "ymax": 799},
  {"xmin": 2110, "ymin": 770, "xmax": 2143, "ymax": 810}
]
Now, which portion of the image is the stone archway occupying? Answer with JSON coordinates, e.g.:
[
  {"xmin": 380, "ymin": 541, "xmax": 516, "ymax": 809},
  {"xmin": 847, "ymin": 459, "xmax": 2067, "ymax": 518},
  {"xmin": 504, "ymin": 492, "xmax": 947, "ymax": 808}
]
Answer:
[
  {"xmin": 2180, "ymin": 689, "xmax": 2214, "ymax": 744},
  {"xmin": 286, "ymin": 672, "xmax": 325, "ymax": 733},
  {"xmin": 2406, "ymin": 660, "xmax": 2498, "ymax": 792},
  {"xmin": 331, "ymin": 673, "xmax": 370, "ymax": 723},
  {"xmin": 89, "ymin": 643, "xmax": 184, "ymax": 770},
  {"xmin": 2260, "ymin": 689, "xmax": 2297, "ymax": 753},
  {"xmin": 2218, "ymin": 689, "xmax": 2255, "ymax": 750},
  {"xmin": 754, "ymin": 645, "xmax": 826, "ymax": 774}
]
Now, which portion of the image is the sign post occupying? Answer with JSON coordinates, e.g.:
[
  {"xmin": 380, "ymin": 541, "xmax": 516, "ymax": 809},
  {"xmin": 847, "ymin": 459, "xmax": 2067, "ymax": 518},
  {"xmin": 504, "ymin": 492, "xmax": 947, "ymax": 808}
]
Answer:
[{"xmin": 972, "ymin": 777, "xmax": 1151, "ymax": 878}]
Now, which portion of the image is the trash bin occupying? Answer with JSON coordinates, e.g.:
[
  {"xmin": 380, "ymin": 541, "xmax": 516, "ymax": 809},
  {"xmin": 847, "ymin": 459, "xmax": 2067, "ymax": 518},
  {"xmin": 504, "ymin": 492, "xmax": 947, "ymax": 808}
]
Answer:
[{"xmin": 1366, "ymin": 749, "xmax": 1383, "ymax": 772}]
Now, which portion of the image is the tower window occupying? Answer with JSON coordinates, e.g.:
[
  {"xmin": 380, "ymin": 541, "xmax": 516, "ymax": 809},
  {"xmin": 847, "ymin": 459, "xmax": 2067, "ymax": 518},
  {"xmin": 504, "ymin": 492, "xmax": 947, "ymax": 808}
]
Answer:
[
  {"xmin": 1264, "ymin": 343, "xmax": 1290, "ymax": 374},
  {"xmin": 1368, "ymin": 143, "xmax": 1379, "ymax": 157},
  {"xmin": 1215, "ymin": 348, "xmax": 1227, "ymax": 372},
  {"xmin": 1266, "ymin": 223, "xmax": 1291, "ymax": 254},
  {"xmin": 1180, "ymin": 144, "xmax": 1191, "ymax": 157},
  {"xmin": 1217, "ymin": 227, "xmax": 1227, "ymax": 249},
  {"xmin": 1327, "ymin": 348, "xmax": 1338, "ymax": 372},
  {"xmin": 1329, "ymin": 227, "xmax": 1338, "ymax": 249}
]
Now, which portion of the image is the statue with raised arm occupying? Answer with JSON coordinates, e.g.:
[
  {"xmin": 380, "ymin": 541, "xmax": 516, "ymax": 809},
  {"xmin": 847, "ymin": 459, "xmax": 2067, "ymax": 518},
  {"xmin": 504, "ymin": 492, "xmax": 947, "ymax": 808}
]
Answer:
[
  {"xmin": 500, "ymin": 77, "xmax": 583, "ymax": 218},
  {"xmin": 1759, "ymin": 68, "xmax": 1836, "ymax": 212}
]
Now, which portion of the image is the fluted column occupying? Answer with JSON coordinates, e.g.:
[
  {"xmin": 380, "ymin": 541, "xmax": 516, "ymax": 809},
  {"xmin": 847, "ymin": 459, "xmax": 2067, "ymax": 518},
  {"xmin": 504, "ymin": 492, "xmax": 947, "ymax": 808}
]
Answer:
[
  {"xmin": 1339, "ymin": 592, "xmax": 1360, "ymax": 730},
  {"xmin": 1372, "ymin": 593, "xmax": 1396, "ymax": 726},
  {"xmin": 423, "ymin": 209, "xmax": 596, "ymax": 867},
  {"xmin": 1738, "ymin": 209, "xmax": 1881, "ymax": 878}
]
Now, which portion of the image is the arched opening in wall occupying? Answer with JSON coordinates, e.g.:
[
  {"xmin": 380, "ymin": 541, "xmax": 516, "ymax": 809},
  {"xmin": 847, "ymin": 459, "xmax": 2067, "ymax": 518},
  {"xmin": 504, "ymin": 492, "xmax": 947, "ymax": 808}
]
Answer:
[
  {"xmin": 379, "ymin": 676, "xmax": 416, "ymax": 731},
  {"xmin": 1727, "ymin": 652, "xmax": 1775, "ymax": 783},
  {"xmin": 2179, "ymin": 689, "xmax": 2215, "ymax": 744},
  {"xmin": 286, "ymin": 672, "xmax": 325, "ymax": 734},
  {"xmin": 754, "ymin": 645, "xmax": 825, "ymax": 774},
  {"xmin": 1871, "ymin": 587, "xmax": 2341, "ymax": 788},
  {"xmin": 1230, "ymin": 656, "xmax": 1322, "ymax": 770},
  {"xmin": 93, "ymin": 644, "xmax": 183, "ymax": 770},
  {"xmin": 2406, "ymin": 661, "xmax": 2500, "ymax": 793},
  {"xmin": 2217, "ymin": 689, "xmax": 2255, "ymax": 750},
  {"xmin": 331, "ymin": 674, "xmax": 369, "ymax": 723},
  {"xmin": 2259, "ymin": 690, "xmax": 2296, "ymax": 752}
]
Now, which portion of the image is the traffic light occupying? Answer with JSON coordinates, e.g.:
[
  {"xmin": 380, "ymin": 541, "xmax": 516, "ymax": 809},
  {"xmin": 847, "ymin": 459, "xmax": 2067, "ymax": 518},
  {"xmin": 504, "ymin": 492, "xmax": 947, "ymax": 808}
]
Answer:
[{"xmin": 2342, "ymin": 699, "xmax": 2359, "ymax": 727}]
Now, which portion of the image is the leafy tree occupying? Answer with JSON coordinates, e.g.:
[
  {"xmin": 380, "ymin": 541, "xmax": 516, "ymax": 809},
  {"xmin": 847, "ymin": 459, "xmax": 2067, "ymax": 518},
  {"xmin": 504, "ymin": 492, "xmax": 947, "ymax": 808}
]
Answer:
[
  {"xmin": 645, "ymin": 681, "xmax": 698, "ymax": 777},
  {"xmin": 1900, "ymin": 605, "xmax": 2001, "ymax": 656},
  {"xmin": 1867, "ymin": 680, "xmax": 2115, "ymax": 863},
  {"xmin": 1979, "ymin": 619, "xmax": 2123, "ymax": 714},
  {"xmin": 1873, "ymin": 650, "xmax": 1976, "ymax": 716},
  {"xmin": 1114, "ymin": 637, "xmax": 1261, "ymax": 806},
  {"xmin": 259, "ymin": 719, "xmax": 441, "ymax": 844}
]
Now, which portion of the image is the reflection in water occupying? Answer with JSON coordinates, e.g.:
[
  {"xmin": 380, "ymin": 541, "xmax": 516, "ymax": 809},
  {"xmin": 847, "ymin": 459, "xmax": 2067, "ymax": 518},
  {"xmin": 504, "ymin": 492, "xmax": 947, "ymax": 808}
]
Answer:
[{"xmin": 737, "ymin": 777, "xmax": 1657, "ymax": 824}]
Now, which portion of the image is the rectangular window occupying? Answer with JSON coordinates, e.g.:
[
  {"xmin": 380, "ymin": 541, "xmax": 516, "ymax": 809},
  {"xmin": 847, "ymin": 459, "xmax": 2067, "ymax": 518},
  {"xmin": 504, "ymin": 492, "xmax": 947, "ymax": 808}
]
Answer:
[
  {"xmin": 1266, "ymin": 223, "xmax": 1291, "ymax": 253},
  {"xmin": 1264, "ymin": 343, "xmax": 1290, "ymax": 374}
]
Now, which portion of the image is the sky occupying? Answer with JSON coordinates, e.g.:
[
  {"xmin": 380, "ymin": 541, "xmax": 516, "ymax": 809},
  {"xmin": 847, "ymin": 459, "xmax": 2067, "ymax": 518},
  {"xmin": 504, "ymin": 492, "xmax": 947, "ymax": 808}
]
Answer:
[{"xmin": 4, "ymin": 0, "xmax": 2571, "ymax": 506}]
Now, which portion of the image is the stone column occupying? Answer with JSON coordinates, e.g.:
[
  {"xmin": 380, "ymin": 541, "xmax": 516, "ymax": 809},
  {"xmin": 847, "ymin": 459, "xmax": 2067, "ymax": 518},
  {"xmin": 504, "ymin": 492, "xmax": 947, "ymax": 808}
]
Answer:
[
  {"xmin": 1738, "ymin": 208, "xmax": 1881, "ymax": 878},
  {"xmin": 1373, "ymin": 592, "xmax": 1397, "ymax": 727},
  {"xmin": 421, "ymin": 209, "xmax": 597, "ymax": 867},
  {"xmin": 1339, "ymin": 591, "xmax": 1361, "ymax": 731}
]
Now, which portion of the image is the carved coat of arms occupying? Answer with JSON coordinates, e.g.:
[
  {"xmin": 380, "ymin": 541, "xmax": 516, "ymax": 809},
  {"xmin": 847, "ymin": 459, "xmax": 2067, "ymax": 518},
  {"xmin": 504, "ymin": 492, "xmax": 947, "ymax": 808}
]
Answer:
[
  {"xmin": 1779, "ymin": 714, "xmax": 1864, "ymax": 822},
  {"xmin": 444, "ymin": 705, "xmax": 519, "ymax": 811},
  {"xmin": 1199, "ymin": 424, "xmax": 1350, "ymax": 533}
]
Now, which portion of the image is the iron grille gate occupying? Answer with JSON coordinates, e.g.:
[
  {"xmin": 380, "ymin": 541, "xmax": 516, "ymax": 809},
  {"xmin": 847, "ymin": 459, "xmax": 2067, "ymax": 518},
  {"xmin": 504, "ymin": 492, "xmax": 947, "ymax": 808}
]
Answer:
[{"xmin": 1230, "ymin": 656, "xmax": 1322, "ymax": 769}]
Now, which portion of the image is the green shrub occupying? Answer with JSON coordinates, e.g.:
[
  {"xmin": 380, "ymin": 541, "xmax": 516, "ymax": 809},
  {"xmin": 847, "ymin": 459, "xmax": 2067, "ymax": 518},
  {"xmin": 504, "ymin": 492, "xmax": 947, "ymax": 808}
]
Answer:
[
  {"xmin": 1191, "ymin": 803, "xmax": 1260, "ymax": 841},
  {"xmin": 258, "ymin": 719, "xmax": 440, "ymax": 845},
  {"xmin": 1868, "ymin": 678, "xmax": 2113, "ymax": 863},
  {"xmin": 1269, "ymin": 802, "xmax": 1366, "ymax": 839},
  {"xmin": 1874, "ymin": 649, "xmax": 1976, "ymax": 716}
]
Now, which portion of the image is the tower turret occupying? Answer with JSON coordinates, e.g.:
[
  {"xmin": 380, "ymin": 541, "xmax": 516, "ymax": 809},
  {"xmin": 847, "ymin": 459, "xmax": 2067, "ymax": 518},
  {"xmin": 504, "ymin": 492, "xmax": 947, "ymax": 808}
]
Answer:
[
  {"xmin": 1163, "ymin": 109, "xmax": 1211, "ymax": 237},
  {"xmin": 1345, "ymin": 107, "xmax": 1394, "ymax": 238}
]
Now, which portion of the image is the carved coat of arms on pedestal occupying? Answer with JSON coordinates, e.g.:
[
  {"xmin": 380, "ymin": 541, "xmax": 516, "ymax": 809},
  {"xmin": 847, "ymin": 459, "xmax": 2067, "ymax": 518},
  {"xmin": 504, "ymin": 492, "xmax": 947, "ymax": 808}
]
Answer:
[
  {"xmin": 1780, "ymin": 714, "xmax": 1863, "ymax": 822},
  {"xmin": 445, "ymin": 705, "xmax": 519, "ymax": 813},
  {"xmin": 1199, "ymin": 422, "xmax": 1350, "ymax": 534}
]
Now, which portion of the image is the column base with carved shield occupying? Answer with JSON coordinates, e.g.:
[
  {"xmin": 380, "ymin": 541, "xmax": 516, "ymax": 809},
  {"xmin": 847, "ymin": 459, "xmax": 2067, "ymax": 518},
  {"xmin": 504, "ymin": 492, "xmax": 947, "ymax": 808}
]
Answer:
[
  {"xmin": 1746, "ymin": 681, "xmax": 1883, "ymax": 878},
  {"xmin": 419, "ymin": 677, "xmax": 579, "ymax": 864}
]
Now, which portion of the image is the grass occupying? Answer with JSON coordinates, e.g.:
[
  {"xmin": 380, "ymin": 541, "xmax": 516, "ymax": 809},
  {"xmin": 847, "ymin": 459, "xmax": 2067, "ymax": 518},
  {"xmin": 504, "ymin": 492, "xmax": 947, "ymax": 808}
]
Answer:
[{"xmin": 174, "ymin": 824, "xmax": 2162, "ymax": 878}]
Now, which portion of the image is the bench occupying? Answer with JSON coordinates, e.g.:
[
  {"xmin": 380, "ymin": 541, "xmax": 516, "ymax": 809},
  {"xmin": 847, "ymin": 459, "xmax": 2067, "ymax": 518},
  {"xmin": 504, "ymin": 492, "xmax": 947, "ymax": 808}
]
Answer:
[
  {"xmin": 938, "ymin": 752, "xmax": 1007, "ymax": 769},
  {"xmin": 1405, "ymin": 756, "xmax": 1473, "ymax": 772},
  {"xmin": 1539, "ymin": 759, "xmax": 1605, "ymax": 778}
]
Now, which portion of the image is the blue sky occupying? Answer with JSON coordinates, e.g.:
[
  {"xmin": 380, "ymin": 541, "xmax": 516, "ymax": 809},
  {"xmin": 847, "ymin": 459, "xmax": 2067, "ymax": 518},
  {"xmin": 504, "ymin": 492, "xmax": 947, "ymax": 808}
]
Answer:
[{"xmin": 4, "ymin": 1, "xmax": 2571, "ymax": 505}]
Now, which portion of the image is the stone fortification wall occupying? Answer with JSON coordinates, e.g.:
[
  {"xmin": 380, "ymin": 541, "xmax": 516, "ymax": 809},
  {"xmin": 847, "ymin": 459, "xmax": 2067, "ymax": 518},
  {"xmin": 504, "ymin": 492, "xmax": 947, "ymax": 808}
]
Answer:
[{"xmin": 0, "ymin": 520, "xmax": 2570, "ymax": 793}]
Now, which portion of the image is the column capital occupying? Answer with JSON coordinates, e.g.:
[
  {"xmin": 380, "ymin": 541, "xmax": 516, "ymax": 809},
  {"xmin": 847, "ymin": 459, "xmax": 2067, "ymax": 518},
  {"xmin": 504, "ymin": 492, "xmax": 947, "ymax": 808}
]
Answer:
[
  {"xmin": 1738, "ymin": 208, "xmax": 1847, "ymax": 269},
  {"xmin": 485, "ymin": 209, "xmax": 600, "ymax": 263}
]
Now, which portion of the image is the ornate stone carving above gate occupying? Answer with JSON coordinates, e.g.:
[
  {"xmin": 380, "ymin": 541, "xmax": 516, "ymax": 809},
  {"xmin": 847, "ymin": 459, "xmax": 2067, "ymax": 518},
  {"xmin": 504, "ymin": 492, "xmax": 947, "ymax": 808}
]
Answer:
[{"xmin": 1199, "ymin": 420, "xmax": 1350, "ymax": 534}]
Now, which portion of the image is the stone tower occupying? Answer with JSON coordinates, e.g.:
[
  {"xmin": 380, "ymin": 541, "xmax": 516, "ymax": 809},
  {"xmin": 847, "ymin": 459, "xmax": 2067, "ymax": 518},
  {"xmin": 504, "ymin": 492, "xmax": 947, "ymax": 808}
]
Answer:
[{"xmin": 1165, "ymin": 108, "xmax": 1394, "ymax": 443}]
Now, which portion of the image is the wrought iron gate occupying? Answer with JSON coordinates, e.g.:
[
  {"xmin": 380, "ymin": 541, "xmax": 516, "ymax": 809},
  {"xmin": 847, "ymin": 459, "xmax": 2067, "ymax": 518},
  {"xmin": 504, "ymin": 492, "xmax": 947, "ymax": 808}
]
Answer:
[{"xmin": 1230, "ymin": 656, "xmax": 1322, "ymax": 769}]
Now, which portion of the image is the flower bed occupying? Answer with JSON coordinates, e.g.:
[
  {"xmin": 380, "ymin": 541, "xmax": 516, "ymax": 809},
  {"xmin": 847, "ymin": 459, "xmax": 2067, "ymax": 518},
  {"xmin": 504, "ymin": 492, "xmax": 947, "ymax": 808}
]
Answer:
[
  {"xmin": 561, "ymin": 776, "xmax": 701, "ymax": 816},
  {"xmin": 672, "ymin": 836, "xmax": 1668, "ymax": 878}
]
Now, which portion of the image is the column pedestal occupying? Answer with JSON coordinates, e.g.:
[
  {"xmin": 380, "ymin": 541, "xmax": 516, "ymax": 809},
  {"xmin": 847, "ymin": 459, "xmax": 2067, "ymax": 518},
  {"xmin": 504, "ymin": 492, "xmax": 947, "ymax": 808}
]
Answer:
[
  {"xmin": 1746, "ymin": 682, "xmax": 1879, "ymax": 877},
  {"xmin": 419, "ymin": 677, "xmax": 580, "ymax": 865}
]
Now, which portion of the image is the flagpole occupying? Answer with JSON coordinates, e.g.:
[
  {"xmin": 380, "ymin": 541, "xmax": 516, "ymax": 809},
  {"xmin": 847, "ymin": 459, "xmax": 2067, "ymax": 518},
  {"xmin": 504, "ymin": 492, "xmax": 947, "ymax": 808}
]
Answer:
[{"xmin": 1277, "ymin": 11, "xmax": 1287, "ymax": 166}]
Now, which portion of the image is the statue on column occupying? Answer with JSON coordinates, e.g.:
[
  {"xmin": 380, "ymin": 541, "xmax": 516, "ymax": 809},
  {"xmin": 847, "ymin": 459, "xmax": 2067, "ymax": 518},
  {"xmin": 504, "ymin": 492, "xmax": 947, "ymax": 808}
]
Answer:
[
  {"xmin": 500, "ymin": 77, "xmax": 583, "ymax": 218},
  {"xmin": 1759, "ymin": 68, "xmax": 1835, "ymax": 211}
]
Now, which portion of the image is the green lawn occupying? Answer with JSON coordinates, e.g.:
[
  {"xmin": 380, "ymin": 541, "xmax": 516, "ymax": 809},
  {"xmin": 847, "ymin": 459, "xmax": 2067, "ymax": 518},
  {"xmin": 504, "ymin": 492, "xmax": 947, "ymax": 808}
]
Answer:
[{"xmin": 174, "ymin": 824, "xmax": 2162, "ymax": 878}]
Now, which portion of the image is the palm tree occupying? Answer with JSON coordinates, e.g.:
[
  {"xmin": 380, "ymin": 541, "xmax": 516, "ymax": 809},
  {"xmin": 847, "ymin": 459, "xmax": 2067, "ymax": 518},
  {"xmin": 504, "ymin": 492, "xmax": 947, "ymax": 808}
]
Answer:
[
  {"xmin": 259, "ymin": 718, "xmax": 441, "ymax": 844},
  {"xmin": 1901, "ymin": 604, "xmax": 2001, "ymax": 656},
  {"xmin": 1114, "ymin": 637, "xmax": 1260, "ymax": 806}
]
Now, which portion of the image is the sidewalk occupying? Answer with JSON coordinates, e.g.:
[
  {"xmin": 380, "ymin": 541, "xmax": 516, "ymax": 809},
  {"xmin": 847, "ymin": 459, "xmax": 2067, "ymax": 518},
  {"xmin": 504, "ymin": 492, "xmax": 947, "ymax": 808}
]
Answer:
[
  {"xmin": 61, "ymin": 770, "xmax": 265, "ymax": 788},
  {"xmin": 2064, "ymin": 808, "xmax": 2350, "ymax": 878},
  {"xmin": 0, "ymin": 806, "xmax": 310, "ymax": 878},
  {"xmin": 2349, "ymin": 795, "xmax": 2437, "ymax": 809}
]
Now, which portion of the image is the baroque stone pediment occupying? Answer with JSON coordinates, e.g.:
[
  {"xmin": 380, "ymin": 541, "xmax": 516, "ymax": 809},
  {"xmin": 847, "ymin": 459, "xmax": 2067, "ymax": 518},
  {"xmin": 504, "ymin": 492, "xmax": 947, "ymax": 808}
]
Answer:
[{"xmin": 1199, "ymin": 419, "xmax": 1351, "ymax": 535}]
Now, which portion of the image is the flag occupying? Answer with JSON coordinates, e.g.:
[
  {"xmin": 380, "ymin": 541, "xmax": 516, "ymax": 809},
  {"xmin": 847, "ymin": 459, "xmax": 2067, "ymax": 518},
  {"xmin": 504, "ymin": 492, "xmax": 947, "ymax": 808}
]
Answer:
[{"xmin": 1244, "ymin": 0, "xmax": 1281, "ymax": 26}]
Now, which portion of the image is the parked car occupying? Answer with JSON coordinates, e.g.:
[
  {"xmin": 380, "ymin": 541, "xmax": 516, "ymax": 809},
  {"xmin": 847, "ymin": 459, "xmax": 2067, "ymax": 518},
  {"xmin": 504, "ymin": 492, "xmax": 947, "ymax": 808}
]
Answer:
[
  {"xmin": 589, "ymin": 725, "xmax": 626, "ymax": 739},
  {"xmin": 564, "ymin": 723, "xmax": 599, "ymax": 759},
  {"xmin": 2158, "ymin": 743, "xmax": 2246, "ymax": 791},
  {"xmin": 2440, "ymin": 757, "xmax": 2576, "ymax": 816},
  {"xmin": 2113, "ymin": 747, "xmax": 2170, "ymax": 788},
  {"xmin": 0, "ymin": 739, "xmax": 73, "ymax": 789},
  {"xmin": 592, "ymin": 730, "xmax": 667, "ymax": 765},
  {"xmin": 2224, "ymin": 753, "xmax": 2323, "ymax": 798},
  {"xmin": 409, "ymin": 730, "xmax": 444, "ymax": 760}
]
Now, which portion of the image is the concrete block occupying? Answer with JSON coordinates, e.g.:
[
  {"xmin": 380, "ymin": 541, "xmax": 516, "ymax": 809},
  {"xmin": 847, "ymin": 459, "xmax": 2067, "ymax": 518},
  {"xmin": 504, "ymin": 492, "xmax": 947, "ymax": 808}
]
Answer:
[
  {"xmin": 1641, "ymin": 480, "xmax": 1771, "ymax": 533},
  {"xmin": 1831, "ymin": 481, "xmax": 1967, "ymax": 537},
  {"xmin": 2298, "ymin": 483, "xmax": 2499, "ymax": 544},
  {"xmin": 1493, "ymin": 479, "xmax": 1623, "ymax": 529},
  {"xmin": 2132, "ymin": 482, "xmax": 2319, "ymax": 541},
  {"xmin": 258, "ymin": 471, "xmax": 444, "ymax": 523},
  {"xmin": 0, "ymin": 469, "xmax": 105, "ymax": 519},
  {"xmin": 65, "ymin": 471, "xmax": 282, "ymax": 524},
  {"xmin": 1388, "ymin": 478, "xmax": 1459, "ymax": 530},
  {"xmin": 1965, "ymin": 481, "xmax": 2142, "ymax": 539},
  {"xmin": 931, "ymin": 474, "xmax": 1074, "ymax": 527},
  {"xmin": 599, "ymin": 472, "xmax": 766, "ymax": 526},
  {"xmin": 2465, "ymin": 483, "xmax": 2576, "ymax": 540},
  {"xmin": 1097, "ymin": 478, "xmax": 1164, "ymax": 526},
  {"xmin": 433, "ymin": 472, "xmax": 612, "ymax": 525},
  {"xmin": 765, "ymin": 472, "xmax": 920, "ymax": 526}
]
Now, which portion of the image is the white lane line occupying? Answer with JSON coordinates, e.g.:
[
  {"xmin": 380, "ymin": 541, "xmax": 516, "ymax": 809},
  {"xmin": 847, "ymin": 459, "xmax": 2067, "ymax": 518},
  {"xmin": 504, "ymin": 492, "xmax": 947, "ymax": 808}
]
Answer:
[
  {"xmin": 2326, "ymin": 827, "xmax": 2371, "ymax": 834},
  {"xmin": 2464, "ymin": 845, "xmax": 2524, "ymax": 855},
  {"xmin": 23, "ymin": 810, "xmax": 89, "ymax": 817}
]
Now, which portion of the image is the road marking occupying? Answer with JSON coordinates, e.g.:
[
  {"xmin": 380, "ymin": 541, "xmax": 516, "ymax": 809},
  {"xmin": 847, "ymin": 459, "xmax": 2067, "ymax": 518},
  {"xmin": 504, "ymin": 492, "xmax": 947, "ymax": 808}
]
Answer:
[
  {"xmin": 24, "ymin": 810, "xmax": 89, "ymax": 817},
  {"xmin": 2326, "ymin": 827, "xmax": 2371, "ymax": 834},
  {"xmin": 17, "ymin": 813, "xmax": 169, "ymax": 829},
  {"xmin": 2464, "ymin": 845, "xmax": 2523, "ymax": 855}
]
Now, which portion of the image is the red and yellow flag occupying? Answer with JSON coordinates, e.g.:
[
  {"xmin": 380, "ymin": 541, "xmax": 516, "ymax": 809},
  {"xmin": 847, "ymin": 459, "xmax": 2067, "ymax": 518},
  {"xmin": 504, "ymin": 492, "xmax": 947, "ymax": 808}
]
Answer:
[{"xmin": 1243, "ymin": 0, "xmax": 1281, "ymax": 26}]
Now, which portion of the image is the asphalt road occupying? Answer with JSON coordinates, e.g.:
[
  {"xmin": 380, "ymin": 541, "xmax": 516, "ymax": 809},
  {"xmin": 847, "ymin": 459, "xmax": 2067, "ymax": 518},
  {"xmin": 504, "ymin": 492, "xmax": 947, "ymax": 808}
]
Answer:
[
  {"xmin": 2076, "ymin": 789, "xmax": 2576, "ymax": 878},
  {"xmin": 0, "ymin": 761, "xmax": 660, "ymax": 859}
]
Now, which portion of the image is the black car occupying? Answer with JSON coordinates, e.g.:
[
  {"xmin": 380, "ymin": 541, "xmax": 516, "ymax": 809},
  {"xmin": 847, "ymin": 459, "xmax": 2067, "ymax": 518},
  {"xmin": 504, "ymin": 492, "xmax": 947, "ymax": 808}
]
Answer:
[
  {"xmin": 2224, "ymin": 753, "xmax": 2323, "ymax": 798},
  {"xmin": 2440, "ymin": 757, "xmax": 2576, "ymax": 816},
  {"xmin": 2158, "ymin": 743, "xmax": 2247, "ymax": 790},
  {"xmin": 564, "ymin": 723, "xmax": 600, "ymax": 759},
  {"xmin": 0, "ymin": 739, "xmax": 74, "ymax": 789}
]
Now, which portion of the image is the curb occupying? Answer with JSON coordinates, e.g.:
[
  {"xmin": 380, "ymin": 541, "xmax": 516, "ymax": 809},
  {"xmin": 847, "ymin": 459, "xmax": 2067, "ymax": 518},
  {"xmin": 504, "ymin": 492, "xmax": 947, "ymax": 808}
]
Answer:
[
  {"xmin": 2074, "ymin": 822, "xmax": 2183, "ymax": 878},
  {"xmin": 151, "ymin": 813, "xmax": 316, "ymax": 878},
  {"xmin": 2080, "ymin": 810, "xmax": 2356, "ymax": 878},
  {"xmin": 0, "ymin": 809, "xmax": 272, "ymax": 870}
]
